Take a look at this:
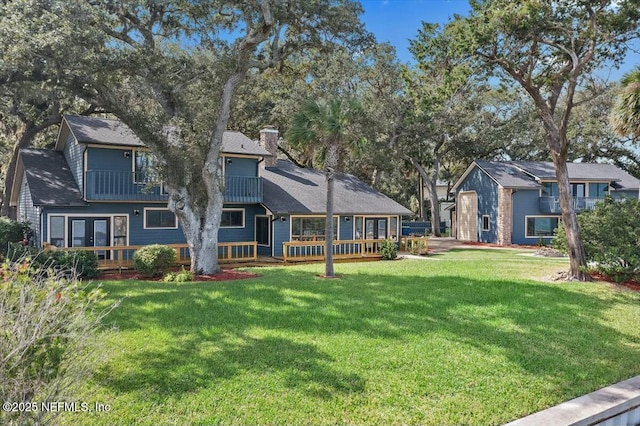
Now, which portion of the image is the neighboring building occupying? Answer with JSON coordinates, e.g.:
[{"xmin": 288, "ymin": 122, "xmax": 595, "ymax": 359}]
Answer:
[
  {"xmin": 451, "ymin": 160, "xmax": 640, "ymax": 245},
  {"xmin": 436, "ymin": 180, "xmax": 454, "ymax": 229},
  {"xmin": 10, "ymin": 115, "xmax": 411, "ymax": 258}
]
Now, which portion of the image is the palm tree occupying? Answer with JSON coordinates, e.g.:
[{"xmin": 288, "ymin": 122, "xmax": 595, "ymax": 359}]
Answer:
[
  {"xmin": 611, "ymin": 67, "xmax": 640, "ymax": 138},
  {"xmin": 286, "ymin": 98, "xmax": 363, "ymax": 278}
]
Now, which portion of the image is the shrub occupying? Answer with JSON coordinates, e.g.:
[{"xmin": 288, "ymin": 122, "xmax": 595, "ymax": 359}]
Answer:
[
  {"xmin": 6, "ymin": 244, "xmax": 99, "ymax": 279},
  {"xmin": 134, "ymin": 244, "xmax": 177, "ymax": 277},
  {"xmin": 0, "ymin": 217, "xmax": 32, "ymax": 256},
  {"xmin": 65, "ymin": 250, "xmax": 100, "ymax": 278},
  {"xmin": 553, "ymin": 197, "xmax": 640, "ymax": 281},
  {"xmin": 380, "ymin": 239, "xmax": 398, "ymax": 260},
  {"xmin": 163, "ymin": 266, "xmax": 194, "ymax": 283},
  {"xmin": 0, "ymin": 257, "xmax": 117, "ymax": 426}
]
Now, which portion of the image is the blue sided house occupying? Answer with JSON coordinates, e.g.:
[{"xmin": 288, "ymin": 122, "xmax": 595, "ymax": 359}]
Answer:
[
  {"xmin": 10, "ymin": 115, "xmax": 411, "ymax": 259},
  {"xmin": 451, "ymin": 160, "xmax": 640, "ymax": 245}
]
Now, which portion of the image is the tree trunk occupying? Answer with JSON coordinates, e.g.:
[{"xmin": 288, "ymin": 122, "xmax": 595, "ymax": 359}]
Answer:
[
  {"xmin": 324, "ymin": 143, "xmax": 338, "ymax": 278},
  {"xmin": 406, "ymin": 157, "xmax": 441, "ymax": 236},
  {"xmin": 169, "ymin": 185, "xmax": 224, "ymax": 275},
  {"xmin": 551, "ymin": 153, "xmax": 590, "ymax": 281},
  {"xmin": 426, "ymin": 177, "xmax": 441, "ymax": 237}
]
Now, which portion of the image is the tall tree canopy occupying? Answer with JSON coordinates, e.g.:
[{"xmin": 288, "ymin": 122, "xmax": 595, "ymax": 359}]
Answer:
[
  {"xmin": 0, "ymin": 0, "xmax": 371, "ymax": 273},
  {"xmin": 611, "ymin": 67, "xmax": 640, "ymax": 138},
  {"xmin": 447, "ymin": 0, "xmax": 640, "ymax": 280},
  {"xmin": 286, "ymin": 97, "xmax": 364, "ymax": 278}
]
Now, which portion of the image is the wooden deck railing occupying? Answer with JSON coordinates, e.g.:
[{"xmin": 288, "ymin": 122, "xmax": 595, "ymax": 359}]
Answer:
[
  {"xmin": 282, "ymin": 239, "xmax": 385, "ymax": 262},
  {"xmin": 399, "ymin": 236, "xmax": 429, "ymax": 254},
  {"xmin": 65, "ymin": 242, "xmax": 257, "ymax": 269}
]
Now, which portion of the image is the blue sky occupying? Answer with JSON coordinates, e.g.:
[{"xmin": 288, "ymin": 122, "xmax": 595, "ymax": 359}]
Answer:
[{"xmin": 359, "ymin": 0, "xmax": 639, "ymax": 82}]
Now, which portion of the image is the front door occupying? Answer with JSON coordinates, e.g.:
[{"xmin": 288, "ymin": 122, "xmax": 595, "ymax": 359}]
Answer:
[
  {"xmin": 365, "ymin": 218, "xmax": 388, "ymax": 240},
  {"xmin": 68, "ymin": 217, "xmax": 110, "ymax": 258}
]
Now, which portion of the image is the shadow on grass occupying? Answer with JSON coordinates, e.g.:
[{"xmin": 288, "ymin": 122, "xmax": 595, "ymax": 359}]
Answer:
[{"xmin": 95, "ymin": 266, "xmax": 640, "ymax": 400}]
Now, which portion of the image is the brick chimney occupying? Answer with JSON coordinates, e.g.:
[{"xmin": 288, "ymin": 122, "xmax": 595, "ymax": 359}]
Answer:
[{"xmin": 259, "ymin": 127, "xmax": 279, "ymax": 167}]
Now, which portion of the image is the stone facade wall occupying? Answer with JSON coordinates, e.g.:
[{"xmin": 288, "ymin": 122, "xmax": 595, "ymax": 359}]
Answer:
[{"xmin": 497, "ymin": 187, "xmax": 513, "ymax": 245}]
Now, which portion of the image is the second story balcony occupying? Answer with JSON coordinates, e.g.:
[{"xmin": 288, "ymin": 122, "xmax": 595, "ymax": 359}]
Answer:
[
  {"xmin": 539, "ymin": 196, "xmax": 605, "ymax": 214},
  {"xmin": 85, "ymin": 170, "xmax": 262, "ymax": 203}
]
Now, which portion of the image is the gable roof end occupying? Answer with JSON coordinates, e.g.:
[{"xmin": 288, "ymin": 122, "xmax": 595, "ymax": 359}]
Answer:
[{"xmin": 13, "ymin": 149, "xmax": 85, "ymax": 207}]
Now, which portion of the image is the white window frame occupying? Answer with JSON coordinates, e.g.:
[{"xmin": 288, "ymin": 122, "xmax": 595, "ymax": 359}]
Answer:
[
  {"xmin": 482, "ymin": 215, "xmax": 490, "ymax": 232},
  {"xmin": 524, "ymin": 215, "xmax": 561, "ymax": 239},
  {"xmin": 143, "ymin": 207, "xmax": 178, "ymax": 230},
  {"xmin": 255, "ymin": 215, "xmax": 270, "ymax": 246},
  {"xmin": 221, "ymin": 208, "xmax": 245, "ymax": 229}
]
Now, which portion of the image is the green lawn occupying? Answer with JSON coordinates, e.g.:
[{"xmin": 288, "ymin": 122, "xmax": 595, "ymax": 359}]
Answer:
[{"xmin": 62, "ymin": 249, "xmax": 640, "ymax": 425}]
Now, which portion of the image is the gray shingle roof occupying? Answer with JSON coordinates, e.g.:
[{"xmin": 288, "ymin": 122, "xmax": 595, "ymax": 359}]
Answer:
[
  {"xmin": 20, "ymin": 149, "xmax": 86, "ymax": 206},
  {"xmin": 64, "ymin": 115, "xmax": 144, "ymax": 147},
  {"xmin": 474, "ymin": 160, "xmax": 541, "ymax": 189},
  {"xmin": 62, "ymin": 115, "xmax": 271, "ymax": 156},
  {"xmin": 510, "ymin": 161, "xmax": 640, "ymax": 190},
  {"xmin": 469, "ymin": 160, "xmax": 640, "ymax": 191},
  {"xmin": 261, "ymin": 160, "xmax": 413, "ymax": 215}
]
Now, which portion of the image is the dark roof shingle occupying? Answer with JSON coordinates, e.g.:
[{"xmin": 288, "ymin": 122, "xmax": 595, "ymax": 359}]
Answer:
[
  {"xmin": 455, "ymin": 160, "xmax": 640, "ymax": 192},
  {"xmin": 261, "ymin": 160, "xmax": 412, "ymax": 215},
  {"xmin": 62, "ymin": 115, "xmax": 272, "ymax": 156},
  {"xmin": 20, "ymin": 149, "xmax": 85, "ymax": 206}
]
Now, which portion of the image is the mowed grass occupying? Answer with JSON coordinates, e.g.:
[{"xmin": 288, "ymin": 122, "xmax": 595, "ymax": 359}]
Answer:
[{"xmin": 62, "ymin": 249, "xmax": 640, "ymax": 425}]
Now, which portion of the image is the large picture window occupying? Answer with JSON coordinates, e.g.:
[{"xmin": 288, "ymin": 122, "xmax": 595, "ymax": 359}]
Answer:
[
  {"xmin": 291, "ymin": 217, "xmax": 338, "ymax": 241},
  {"xmin": 221, "ymin": 209, "xmax": 244, "ymax": 228},
  {"xmin": 144, "ymin": 209, "xmax": 177, "ymax": 229},
  {"xmin": 526, "ymin": 216, "xmax": 560, "ymax": 238}
]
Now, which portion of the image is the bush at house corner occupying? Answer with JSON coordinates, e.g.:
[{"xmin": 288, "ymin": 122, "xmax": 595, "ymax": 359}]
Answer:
[{"xmin": 553, "ymin": 196, "xmax": 640, "ymax": 281}]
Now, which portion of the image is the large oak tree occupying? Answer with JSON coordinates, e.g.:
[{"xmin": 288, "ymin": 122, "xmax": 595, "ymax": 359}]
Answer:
[
  {"xmin": 0, "ymin": 0, "xmax": 370, "ymax": 274},
  {"xmin": 447, "ymin": 0, "xmax": 640, "ymax": 280}
]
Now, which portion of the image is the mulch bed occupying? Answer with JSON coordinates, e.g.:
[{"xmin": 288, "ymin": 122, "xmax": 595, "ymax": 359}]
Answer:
[
  {"xmin": 97, "ymin": 268, "xmax": 259, "ymax": 282},
  {"xmin": 590, "ymin": 272, "xmax": 640, "ymax": 292}
]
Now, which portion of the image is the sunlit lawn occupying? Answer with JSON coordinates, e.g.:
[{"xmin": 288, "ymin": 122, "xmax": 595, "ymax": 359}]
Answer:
[{"xmin": 62, "ymin": 249, "xmax": 640, "ymax": 425}]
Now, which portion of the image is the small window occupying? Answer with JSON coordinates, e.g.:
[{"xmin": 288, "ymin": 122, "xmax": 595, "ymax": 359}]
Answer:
[
  {"xmin": 542, "ymin": 182, "xmax": 559, "ymax": 197},
  {"xmin": 256, "ymin": 216, "xmax": 270, "ymax": 246},
  {"xmin": 144, "ymin": 209, "xmax": 177, "ymax": 229},
  {"xmin": 50, "ymin": 216, "xmax": 65, "ymax": 248},
  {"xmin": 526, "ymin": 216, "xmax": 560, "ymax": 237},
  {"xmin": 114, "ymin": 216, "xmax": 128, "ymax": 246},
  {"xmin": 354, "ymin": 216, "xmax": 364, "ymax": 239},
  {"xmin": 482, "ymin": 215, "xmax": 490, "ymax": 232},
  {"xmin": 221, "ymin": 209, "xmax": 244, "ymax": 228},
  {"xmin": 389, "ymin": 216, "xmax": 398, "ymax": 241}
]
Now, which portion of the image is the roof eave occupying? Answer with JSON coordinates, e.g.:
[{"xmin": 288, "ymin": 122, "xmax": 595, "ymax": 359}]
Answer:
[{"xmin": 8, "ymin": 156, "xmax": 25, "ymax": 207}]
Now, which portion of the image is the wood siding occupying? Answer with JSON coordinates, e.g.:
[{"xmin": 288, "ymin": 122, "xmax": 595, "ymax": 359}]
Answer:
[{"xmin": 18, "ymin": 171, "xmax": 40, "ymax": 242}]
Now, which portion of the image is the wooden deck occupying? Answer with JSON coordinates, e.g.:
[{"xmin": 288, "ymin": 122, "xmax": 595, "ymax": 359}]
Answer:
[
  {"xmin": 283, "ymin": 239, "xmax": 385, "ymax": 262},
  {"xmin": 63, "ymin": 239, "xmax": 389, "ymax": 270},
  {"xmin": 65, "ymin": 242, "xmax": 257, "ymax": 270}
]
